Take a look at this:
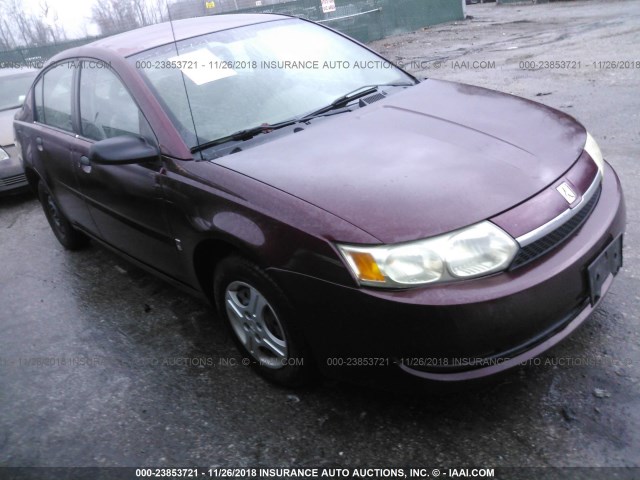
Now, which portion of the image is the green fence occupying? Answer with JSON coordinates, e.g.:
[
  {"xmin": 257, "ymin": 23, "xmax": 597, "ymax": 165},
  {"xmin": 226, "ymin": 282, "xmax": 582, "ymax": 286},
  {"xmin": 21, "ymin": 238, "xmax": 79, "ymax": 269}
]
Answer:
[
  {"xmin": 0, "ymin": 0, "xmax": 464, "ymax": 65},
  {"xmin": 0, "ymin": 36, "xmax": 107, "ymax": 67},
  {"xmin": 173, "ymin": 0, "xmax": 465, "ymax": 43}
]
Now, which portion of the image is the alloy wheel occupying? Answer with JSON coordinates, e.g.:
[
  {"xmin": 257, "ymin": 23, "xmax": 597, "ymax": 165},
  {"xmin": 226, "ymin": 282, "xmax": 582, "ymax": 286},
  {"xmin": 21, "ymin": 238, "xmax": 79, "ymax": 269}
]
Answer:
[{"xmin": 224, "ymin": 281, "xmax": 288, "ymax": 369}]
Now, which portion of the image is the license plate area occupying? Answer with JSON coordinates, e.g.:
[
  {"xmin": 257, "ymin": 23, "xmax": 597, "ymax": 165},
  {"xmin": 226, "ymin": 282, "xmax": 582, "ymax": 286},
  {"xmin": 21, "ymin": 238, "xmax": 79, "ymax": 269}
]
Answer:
[{"xmin": 587, "ymin": 234, "xmax": 623, "ymax": 306}]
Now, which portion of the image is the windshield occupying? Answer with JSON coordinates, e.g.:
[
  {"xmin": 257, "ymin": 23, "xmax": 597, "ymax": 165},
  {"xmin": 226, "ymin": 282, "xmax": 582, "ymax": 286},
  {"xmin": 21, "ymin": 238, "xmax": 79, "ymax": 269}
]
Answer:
[
  {"xmin": 132, "ymin": 18, "xmax": 414, "ymax": 149},
  {"xmin": 0, "ymin": 71, "xmax": 37, "ymax": 111}
]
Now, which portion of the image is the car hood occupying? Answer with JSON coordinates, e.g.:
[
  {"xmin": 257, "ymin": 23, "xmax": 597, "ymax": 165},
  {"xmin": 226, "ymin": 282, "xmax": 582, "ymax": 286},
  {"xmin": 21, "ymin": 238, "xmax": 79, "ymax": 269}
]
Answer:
[
  {"xmin": 215, "ymin": 79, "xmax": 586, "ymax": 244},
  {"xmin": 0, "ymin": 108, "xmax": 18, "ymax": 146}
]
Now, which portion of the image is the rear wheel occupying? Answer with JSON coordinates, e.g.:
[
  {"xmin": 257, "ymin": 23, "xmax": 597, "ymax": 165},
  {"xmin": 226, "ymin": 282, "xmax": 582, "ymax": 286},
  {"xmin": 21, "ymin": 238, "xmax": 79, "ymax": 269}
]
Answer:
[
  {"xmin": 214, "ymin": 255, "xmax": 314, "ymax": 387},
  {"xmin": 38, "ymin": 182, "xmax": 89, "ymax": 250}
]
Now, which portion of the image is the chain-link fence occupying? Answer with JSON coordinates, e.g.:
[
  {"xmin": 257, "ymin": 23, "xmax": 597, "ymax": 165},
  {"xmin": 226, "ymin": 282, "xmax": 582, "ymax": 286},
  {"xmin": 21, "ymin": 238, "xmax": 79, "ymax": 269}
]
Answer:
[
  {"xmin": 0, "ymin": 36, "xmax": 107, "ymax": 68},
  {"xmin": 170, "ymin": 0, "xmax": 464, "ymax": 43},
  {"xmin": 0, "ymin": 0, "xmax": 463, "ymax": 66}
]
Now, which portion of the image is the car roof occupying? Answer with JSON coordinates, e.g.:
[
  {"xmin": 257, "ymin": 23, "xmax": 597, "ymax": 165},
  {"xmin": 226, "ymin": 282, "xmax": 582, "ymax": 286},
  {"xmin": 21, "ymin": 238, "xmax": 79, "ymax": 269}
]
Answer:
[
  {"xmin": 0, "ymin": 68, "xmax": 39, "ymax": 78},
  {"xmin": 85, "ymin": 14, "xmax": 287, "ymax": 58}
]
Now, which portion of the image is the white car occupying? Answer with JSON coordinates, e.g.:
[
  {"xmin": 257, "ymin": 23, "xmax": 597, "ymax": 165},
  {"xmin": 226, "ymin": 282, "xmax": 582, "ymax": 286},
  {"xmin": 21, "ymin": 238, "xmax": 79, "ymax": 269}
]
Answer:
[{"xmin": 1, "ymin": 68, "xmax": 38, "ymax": 195}]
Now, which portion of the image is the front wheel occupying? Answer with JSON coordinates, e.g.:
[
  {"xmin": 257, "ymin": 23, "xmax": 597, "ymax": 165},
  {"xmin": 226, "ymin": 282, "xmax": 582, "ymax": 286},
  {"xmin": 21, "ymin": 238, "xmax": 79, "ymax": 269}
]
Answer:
[
  {"xmin": 38, "ymin": 182, "xmax": 89, "ymax": 250},
  {"xmin": 214, "ymin": 255, "xmax": 314, "ymax": 387}
]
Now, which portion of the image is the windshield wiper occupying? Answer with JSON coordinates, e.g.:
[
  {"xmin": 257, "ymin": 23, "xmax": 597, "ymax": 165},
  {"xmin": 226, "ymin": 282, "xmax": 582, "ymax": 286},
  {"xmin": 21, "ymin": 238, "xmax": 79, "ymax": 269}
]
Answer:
[
  {"xmin": 191, "ymin": 118, "xmax": 300, "ymax": 153},
  {"xmin": 192, "ymin": 82, "xmax": 414, "ymax": 153},
  {"xmin": 300, "ymin": 82, "xmax": 414, "ymax": 120}
]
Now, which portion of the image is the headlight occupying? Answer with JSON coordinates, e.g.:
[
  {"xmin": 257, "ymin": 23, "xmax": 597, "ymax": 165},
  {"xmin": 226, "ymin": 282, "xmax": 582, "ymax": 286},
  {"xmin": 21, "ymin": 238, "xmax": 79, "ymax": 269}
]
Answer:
[
  {"xmin": 584, "ymin": 132, "xmax": 605, "ymax": 176},
  {"xmin": 0, "ymin": 147, "xmax": 9, "ymax": 162},
  {"xmin": 338, "ymin": 221, "xmax": 518, "ymax": 288}
]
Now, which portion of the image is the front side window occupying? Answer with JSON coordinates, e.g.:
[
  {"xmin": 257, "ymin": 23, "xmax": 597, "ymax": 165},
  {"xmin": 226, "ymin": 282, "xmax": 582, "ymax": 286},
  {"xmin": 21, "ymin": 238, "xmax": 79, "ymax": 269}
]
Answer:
[
  {"xmin": 79, "ymin": 62, "xmax": 151, "ymax": 142},
  {"xmin": 132, "ymin": 18, "xmax": 413, "ymax": 149},
  {"xmin": 39, "ymin": 63, "xmax": 74, "ymax": 131}
]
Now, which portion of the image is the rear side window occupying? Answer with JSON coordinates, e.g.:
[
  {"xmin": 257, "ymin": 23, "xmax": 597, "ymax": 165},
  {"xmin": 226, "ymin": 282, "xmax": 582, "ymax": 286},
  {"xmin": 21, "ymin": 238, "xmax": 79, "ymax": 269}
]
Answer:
[
  {"xmin": 38, "ymin": 63, "xmax": 74, "ymax": 132},
  {"xmin": 79, "ymin": 63, "xmax": 151, "ymax": 142}
]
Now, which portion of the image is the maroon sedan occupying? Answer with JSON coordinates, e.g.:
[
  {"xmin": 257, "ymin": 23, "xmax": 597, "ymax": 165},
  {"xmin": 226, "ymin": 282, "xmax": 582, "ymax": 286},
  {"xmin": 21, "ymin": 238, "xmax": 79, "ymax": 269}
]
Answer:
[{"xmin": 14, "ymin": 15, "xmax": 625, "ymax": 387}]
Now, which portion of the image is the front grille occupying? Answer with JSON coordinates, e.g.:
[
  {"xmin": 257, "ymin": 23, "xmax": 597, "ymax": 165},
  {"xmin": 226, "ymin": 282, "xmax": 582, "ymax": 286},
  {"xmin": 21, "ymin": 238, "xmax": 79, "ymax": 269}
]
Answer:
[
  {"xmin": 0, "ymin": 173, "xmax": 27, "ymax": 187},
  {"xmin": 510, "ymin": 185, "xmax": 602, "ymax": 270}
]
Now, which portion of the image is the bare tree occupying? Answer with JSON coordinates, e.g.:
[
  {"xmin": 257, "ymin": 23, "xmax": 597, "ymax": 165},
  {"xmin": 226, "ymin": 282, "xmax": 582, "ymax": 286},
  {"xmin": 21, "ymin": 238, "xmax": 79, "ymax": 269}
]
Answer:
[
  {"xmin": 0, "ymin": 0, "xmax": 167, "ymax": 50},
  {"xmin": 92, "ymin": 0, "xmax": 168, "ymax": 36},
  {"xmin": 0, "ymin": 15, "xmax": 17, "ymax": 50},
  {"xmin": 0, "ymin": 0, "xmax": 68, "ymax": 49},
  {"xmin": 92, "ymin": 0, "xmax": 138, "ymax": 36},
  {"xmin": 138, "ymin": 0, "xmax": 169, "ymax": 24},
  {"xmin": 1, "ymin": 0, "xmax": 32, "ymax": 46},
  {"xmin": 39, "ymin": 0, "xmax": 67, "ymax": 43},
  {"xmin": 28, "ymin": 17, "xmax": 51, "ymax": 46}
]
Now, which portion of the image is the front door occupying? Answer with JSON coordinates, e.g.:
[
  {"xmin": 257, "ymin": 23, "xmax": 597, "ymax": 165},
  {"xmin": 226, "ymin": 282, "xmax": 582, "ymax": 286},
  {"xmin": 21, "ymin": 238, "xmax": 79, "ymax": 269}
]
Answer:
[{"xmin": 73, "ymin": 61, "xmax": 184, "ymax": 279}]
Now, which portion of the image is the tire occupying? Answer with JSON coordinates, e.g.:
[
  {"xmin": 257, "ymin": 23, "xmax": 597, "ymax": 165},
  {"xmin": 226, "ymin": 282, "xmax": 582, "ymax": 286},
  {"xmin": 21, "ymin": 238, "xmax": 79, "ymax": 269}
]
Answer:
[
  {"xmin": 38, "ymin": 181, "xmax": 89, "ymax": 251},
  {"xmin": 214, "ymin": 255, "xmax": 314, "ymax": 387}
]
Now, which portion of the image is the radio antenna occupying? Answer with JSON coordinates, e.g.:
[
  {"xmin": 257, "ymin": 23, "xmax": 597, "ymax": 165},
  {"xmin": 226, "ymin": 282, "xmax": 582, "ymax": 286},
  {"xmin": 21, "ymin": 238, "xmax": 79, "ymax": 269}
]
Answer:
[{"xmin": 165, "ymin": 0, "xmax": 203, "ymax": 159}]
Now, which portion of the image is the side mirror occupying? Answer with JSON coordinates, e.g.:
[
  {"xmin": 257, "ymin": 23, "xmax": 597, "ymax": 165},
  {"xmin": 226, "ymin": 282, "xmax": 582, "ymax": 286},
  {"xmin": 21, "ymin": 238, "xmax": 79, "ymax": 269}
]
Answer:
[{"xmin": 89, "ymin": 135, "xmax": 159, "ymax": 165}]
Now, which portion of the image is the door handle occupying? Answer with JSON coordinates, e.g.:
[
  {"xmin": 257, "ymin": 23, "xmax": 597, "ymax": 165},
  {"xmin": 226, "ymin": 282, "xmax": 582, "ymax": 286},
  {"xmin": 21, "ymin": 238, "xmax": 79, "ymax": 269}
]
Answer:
[
  {"xmin": 79, "ymin": 155, "xmax": 92, "ymax": 173},
  {"xmin": 36, "ymin": 137, "xmax": 43, "ymax": 152}
]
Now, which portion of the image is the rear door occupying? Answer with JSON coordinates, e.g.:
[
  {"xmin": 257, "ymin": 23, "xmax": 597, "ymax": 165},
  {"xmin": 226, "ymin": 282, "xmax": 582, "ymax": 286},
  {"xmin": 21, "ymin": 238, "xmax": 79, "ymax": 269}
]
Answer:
[
  {"xmin": 73, "ymin": 61, "xmax": 184, "ymax": 278},
  {"xmin": 30, "ymin": 62, "xmax": 97, "ymax": 233}
]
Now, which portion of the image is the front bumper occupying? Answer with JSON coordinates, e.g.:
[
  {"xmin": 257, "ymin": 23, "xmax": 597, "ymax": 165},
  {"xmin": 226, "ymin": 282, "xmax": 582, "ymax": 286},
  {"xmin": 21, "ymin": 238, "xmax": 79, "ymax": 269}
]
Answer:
[
  {"xmin": 0, "ymin": 145, "xmax": 29, "ymax": 195},
  {"xmin": 268, "ymin": 163, "xmax": 625, "ymax": 386}
]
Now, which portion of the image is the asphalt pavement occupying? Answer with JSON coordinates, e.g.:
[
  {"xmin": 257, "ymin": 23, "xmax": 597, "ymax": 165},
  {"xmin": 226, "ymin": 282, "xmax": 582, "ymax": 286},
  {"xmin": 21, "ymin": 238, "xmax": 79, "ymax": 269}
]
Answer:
[{"xmin": 1, "ymin": 0, "xmax": 639, "ymax": 474}]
